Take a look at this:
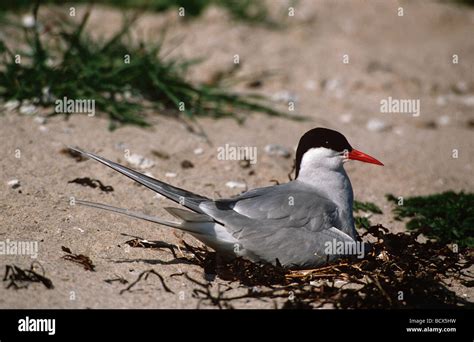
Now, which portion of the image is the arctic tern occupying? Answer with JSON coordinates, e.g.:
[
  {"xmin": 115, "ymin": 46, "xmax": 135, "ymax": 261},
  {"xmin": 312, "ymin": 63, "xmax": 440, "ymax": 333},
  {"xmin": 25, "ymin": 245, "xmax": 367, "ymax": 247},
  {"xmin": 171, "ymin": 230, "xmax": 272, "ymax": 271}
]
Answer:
[{"xmin": 70, "ymin": 127, "xmax": 383, "ymax": 269}]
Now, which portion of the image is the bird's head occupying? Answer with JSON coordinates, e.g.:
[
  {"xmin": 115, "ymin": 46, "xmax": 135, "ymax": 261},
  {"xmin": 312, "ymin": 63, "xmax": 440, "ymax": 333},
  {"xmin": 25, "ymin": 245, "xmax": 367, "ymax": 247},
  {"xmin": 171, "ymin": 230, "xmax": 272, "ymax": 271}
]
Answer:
[{"xmin": 295, "ymin": 127, "xmax": 383, "ymax": 178}]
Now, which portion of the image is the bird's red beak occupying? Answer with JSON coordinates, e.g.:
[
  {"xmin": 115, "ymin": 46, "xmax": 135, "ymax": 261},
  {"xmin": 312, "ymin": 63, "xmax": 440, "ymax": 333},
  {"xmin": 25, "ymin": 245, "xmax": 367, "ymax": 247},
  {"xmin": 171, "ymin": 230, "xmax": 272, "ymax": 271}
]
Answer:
[{"xmin": 348, "ymin": 149, "xmax": 384, "ymax": 166}]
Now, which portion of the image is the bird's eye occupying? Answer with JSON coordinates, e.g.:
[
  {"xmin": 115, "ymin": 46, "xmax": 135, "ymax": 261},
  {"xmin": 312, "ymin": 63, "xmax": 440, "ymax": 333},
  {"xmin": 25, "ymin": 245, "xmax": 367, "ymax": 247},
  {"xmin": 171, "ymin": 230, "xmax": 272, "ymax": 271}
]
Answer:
[{"xmin": 325, "ymin": 141, "xmax": 328, "ymax": 144}]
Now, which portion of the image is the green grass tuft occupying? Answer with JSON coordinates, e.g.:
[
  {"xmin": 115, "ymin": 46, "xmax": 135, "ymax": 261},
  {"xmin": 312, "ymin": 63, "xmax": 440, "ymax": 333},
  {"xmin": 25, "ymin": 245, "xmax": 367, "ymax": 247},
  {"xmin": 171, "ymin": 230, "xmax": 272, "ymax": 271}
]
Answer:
[
  {"xmin": 354, "ymin": 216, "xmax": 371, "ymax": 229},
  {"xmin": 386, "ymin": 192, "xmax": 474, "ymax": 247},
  {"xmin": 353, "ymin": 200, "xmax": 382, "ymax": 229},
  {"xmin": 353, "ymin": 200, "xmax": 383, "ymax": 214},
  {"xmin": 0, "ymin": 4, "xmax": 293, "ymax": 128}
]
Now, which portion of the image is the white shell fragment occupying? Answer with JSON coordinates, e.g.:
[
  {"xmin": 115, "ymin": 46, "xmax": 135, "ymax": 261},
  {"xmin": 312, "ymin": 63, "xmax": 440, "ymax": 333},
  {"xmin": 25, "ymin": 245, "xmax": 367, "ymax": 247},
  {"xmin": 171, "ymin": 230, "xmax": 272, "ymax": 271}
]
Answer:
[
  {"xmin": 193, "ymin": 147, "xmax": 204, "ymax": 155},
  {"xmin": 4, "ymin": 100, "xmax": 20, "ymax": 111},
  {"xmin": 271, "ymin": 90, "xmax": 298, "ymax": 103},
  {"xmin": 225, "ymin": 181, "xmax": 246, "ymax": 189},
  {"xmin": 125, "ymin": 153, "xmax": 155, "ymax": 169},
  {"xmin": 22, "ymin": 15, "xmax": 35, "ymax": 28},
  {"xmin": 19, "ymin": 103, "xmax": 37, "ymax": 116}
]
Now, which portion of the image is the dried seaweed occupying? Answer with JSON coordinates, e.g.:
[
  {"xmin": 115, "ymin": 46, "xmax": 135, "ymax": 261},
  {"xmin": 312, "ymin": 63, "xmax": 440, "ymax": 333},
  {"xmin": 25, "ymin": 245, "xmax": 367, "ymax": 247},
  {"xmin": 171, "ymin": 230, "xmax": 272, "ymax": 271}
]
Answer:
[
  {"xmin": 3, "ymin": 263, "xmax": 54, "ymax": 289},
  {"xmin": 124, "ymin": 238, "xmax": 180, "ymax": 259},
  {"xmin": 61, "ymin": 246, "xmax": 96, "ymax": 271},
  {"xmin": 104, "ymin": 276, "xmax": 128, "ymax": 285},
  {"xmin": 151, "ymin": 150, "xmax": 170, "ymax": 160},
  {"xmin": 120, "ymin": 270, "xmax": 174, "ymax": 295},
  {"xmin": 181, "ymin": 160, "xmax": 194, "ymax": 169},
  {"xmin": 177, "ymin": 225, "xmax": 473, "ymax": 309},
  {"xmin": 183, "ymin": 273, "xmax": 236, "ymax": 309},
  {"xmin": 68, "ymin": 177, "xmax": 114, "ymax": 193}
]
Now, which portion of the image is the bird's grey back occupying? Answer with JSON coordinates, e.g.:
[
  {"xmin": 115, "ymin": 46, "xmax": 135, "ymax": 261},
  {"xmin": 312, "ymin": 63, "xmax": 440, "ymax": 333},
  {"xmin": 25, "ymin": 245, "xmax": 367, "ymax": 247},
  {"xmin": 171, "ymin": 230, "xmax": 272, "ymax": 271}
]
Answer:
[{"xmin": 199, "ymin": 181, "xmax": 352, "ymax": 268}]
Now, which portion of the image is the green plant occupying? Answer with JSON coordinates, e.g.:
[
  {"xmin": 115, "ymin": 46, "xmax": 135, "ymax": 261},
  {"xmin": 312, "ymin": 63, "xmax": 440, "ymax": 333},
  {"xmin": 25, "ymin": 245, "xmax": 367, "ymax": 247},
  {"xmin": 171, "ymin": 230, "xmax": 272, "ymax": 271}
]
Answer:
[
  {"xmin": 353, "ymin": 200, "xmax": 382, "ymax": 214},
  {"xmin": 386, "ymin": 192, "xmax": 474, "ymax": 247},
  {"xmin": 0, "ymin": 3, "xmax": 294, "ymax": 128},
  {"xmin": 353, "ymin": 200, "xmax": 382, "ymax": 229}
]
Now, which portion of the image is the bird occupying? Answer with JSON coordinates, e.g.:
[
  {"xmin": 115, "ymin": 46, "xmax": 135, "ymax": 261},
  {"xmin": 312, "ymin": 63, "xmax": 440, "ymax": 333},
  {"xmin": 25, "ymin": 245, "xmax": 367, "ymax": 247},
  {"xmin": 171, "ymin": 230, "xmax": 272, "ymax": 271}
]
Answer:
[{"xmin": 69, "ymin": 127, "xmax": 383, "ymax": 269}]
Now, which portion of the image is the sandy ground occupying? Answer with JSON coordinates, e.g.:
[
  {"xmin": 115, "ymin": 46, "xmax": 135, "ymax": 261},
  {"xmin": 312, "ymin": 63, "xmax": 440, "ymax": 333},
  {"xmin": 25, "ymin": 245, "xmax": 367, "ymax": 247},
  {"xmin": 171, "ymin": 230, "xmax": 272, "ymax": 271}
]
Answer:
[{"xmin": 0, "ymin": 0, "xmax": 473, "ymax": 308}]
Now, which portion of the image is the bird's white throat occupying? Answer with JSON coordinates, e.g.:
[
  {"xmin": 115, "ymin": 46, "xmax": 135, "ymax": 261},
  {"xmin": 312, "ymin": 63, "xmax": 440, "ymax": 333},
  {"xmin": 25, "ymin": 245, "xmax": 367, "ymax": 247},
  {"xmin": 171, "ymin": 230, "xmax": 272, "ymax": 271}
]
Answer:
[{"xmin": 296, "ymin": 148, "xmax": 355, "ymax": 235}]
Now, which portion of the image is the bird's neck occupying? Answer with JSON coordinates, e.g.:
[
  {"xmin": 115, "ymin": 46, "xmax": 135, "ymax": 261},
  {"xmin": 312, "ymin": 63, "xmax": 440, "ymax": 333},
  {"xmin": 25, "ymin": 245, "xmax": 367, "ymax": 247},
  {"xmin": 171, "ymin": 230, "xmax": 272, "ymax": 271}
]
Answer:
[{"xmin": 297, "ymin": 165, "xmax": 355, "ymax": 236}]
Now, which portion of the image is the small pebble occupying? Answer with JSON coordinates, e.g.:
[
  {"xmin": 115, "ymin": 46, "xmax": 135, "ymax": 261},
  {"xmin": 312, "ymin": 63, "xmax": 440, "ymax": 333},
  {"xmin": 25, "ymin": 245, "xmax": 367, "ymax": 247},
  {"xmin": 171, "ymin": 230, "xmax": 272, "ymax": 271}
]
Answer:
[
  {"xmin": 324, "ymin": 78, "xmax": 345, "ymax": 98},
  {"xmin": 19, "ymin": 103, "xmax": 37, "ymax": 116},
  {"xmin": 125, "ymin": 153, "xmax": 155, "ymax": 169},
  {"xmin": 225, "ymin": 181, "xmax": 246, "ymax": 189},
  {"xmin": 271, "ymin": 90, "xmax": 298, "ymax": 103},
  {"xmin": 21, "ymin": 15, "xmax": 35, "ymax": 28},
  {"xmin": 193, "ymin": 147, "xmax": 204, "ymax": 155},
  {"xmin": 452, "ymin": 81, "xmax": 468, "ymax": 94},
  {"xmin": 41, "ymin": 87, "xmax": 54, "ymax": 102},
  {"xmin": 165, "ymin": 172, "xmax": 177, "ymax": 178},
  {"xmin": 264, "ymin": 144, "xmax": 291, "ymax": 158},
  {"xmin": 7, "ymin": 179, "xmax": 20, "ymax": 189},
  {"xmin": 437, "ymin": 115, "xmax": 451, "ymax": 126},
  {"xmin": 123, "ymin": 90, "xmax": 133, "ymax": 100},
  {"xmin": 4, "ymin": 100, "xmax": 20, "ymax": 111},
  {"xmin": 324, "ymin": 78, "xmax": 341, "ymax": 92},
  {"xmin": 34, "ymin": 116, "xmax": 47, "ymax": 124},
  {"xmin": 45, "ymin": 58, "xmax": 55, "ymax": 68},
  {"xmin": 393, "ymin": 127, "xmax": 404, "ymax": 136},
  {"xmin": 366, "ymin": 118, "xmax": 389, "ymax": 132},
  {"xmin": 239, "ymin": 159, "xmax": 251, "ymax": 169}
]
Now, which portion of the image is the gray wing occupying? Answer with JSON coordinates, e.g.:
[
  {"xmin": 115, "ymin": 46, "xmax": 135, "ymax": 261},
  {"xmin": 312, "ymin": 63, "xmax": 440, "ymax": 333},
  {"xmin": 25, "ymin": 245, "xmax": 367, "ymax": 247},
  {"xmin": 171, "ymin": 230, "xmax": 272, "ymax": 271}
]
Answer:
[{"xmin": 199, "ymin": 181, "xmax": 355, "ymax": 268}]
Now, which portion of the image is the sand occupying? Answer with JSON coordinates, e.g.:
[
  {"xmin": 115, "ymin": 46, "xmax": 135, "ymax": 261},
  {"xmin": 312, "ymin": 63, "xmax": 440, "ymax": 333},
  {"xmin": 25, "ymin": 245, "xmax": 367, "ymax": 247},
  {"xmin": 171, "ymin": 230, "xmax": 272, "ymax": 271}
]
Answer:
[{"xmin": 0, "ymin": 0, "xmax": 473, "ymax": 308}]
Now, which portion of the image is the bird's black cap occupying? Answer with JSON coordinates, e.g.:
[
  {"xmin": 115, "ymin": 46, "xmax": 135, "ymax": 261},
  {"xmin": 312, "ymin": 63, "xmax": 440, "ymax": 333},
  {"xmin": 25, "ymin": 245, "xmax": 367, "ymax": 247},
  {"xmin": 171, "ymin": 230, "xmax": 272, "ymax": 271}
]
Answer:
[{"xmin": 295, "ymin": 128, "xmax": 353, "ymax": 178}]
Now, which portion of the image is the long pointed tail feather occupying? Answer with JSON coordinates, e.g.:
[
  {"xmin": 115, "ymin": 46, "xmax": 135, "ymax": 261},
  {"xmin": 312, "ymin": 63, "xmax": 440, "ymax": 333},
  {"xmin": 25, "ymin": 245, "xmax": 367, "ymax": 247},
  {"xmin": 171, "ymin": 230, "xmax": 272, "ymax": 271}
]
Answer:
[
  {"xmin": 75, "ymin": 199, "xmax": 195, "ymax": 231},
  {"xmin": 69, "ymin": 147, "xmax": 209, "ymax": 213}
]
